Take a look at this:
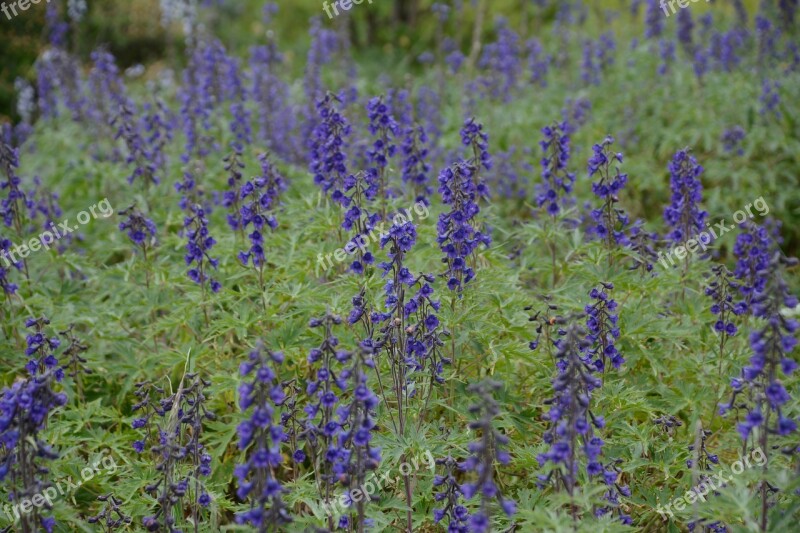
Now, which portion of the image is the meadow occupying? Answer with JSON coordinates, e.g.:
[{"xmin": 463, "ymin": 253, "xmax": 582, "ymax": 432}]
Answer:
[{"xmin": 1, "ymin": 0, "xmax": 800, "ymax": 532}]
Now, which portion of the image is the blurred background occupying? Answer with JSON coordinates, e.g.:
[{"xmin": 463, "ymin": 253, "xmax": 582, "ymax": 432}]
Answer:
[{"xmin": 2, "ymin": 0, "xmax": 747, "ymax": 120}]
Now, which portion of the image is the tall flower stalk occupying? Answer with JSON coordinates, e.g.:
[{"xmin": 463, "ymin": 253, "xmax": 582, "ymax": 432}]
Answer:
[
  {"xmin": 587, "ymin": 136, "xmax": 630, "ymax": 261},
  {"xmin": 304, "ymin": 310, "xmax": 381, "ymax": 532},
  {"xmin": 663, "ymin": 149, "xmax": 708, "ymax": 274},
  {"xmin": 366, "ymin": 96, "xmax": 400, "ymax": 218},
  {"xmin": 0, "ymin": 317, "xmax": 67, "ymax": 533},
  {"xmin": 237, "ymin": 154, "xmax": 286, "ymax": 314},
  {"xmin": 537, "ymin": 319, "xmax": 630, "ymax": 524},
  {"xmin": 584, "ymin": 283, "xmax": 624, "ymax": 375},
  {"xmin": 537, "ymin": 121, "xmax": 575, "ymax": 284},
  {"xmin": 118, "ymin": 204, "xmax": 158, "ymax": 288},
  {"xmin": 310, "ymin": 92, "xmax": 351, "ymax": 208},
  {"xmin": 719, "ymin": 252, "xmax": 798, "ymax": 532},
  {"xmin": 458, "ymin": 379, "xmax": 516, "ymax": 532},
  {"xmin": 234, "ymin": 341, "xmax": 292, "ymax": 531}
]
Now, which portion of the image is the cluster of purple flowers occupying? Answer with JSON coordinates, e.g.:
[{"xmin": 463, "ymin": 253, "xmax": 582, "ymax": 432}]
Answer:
[
  {"xmin": 0, "ymin": 317, "xmax": 67, "ymax": 532},
  {"xmin": 721, "ymin": 126, "xmax": 746, "ymax": 155},
  {"xmin": 140, "ymin": 96, "xmax": 174, "ymax": 182},
  {"xmin": 460, "ymin": 118, "xmax": 492, "ymax": 174},
  {"xmin": 658, "ymin": 40, "xmax": 676, "ymax": 76},
  {"xmin": 720, "ymin": 251, "xmax": 798, "ymax": 443},
  {"xmin": 644, "ymin": 0, "xmax": 665, "ymax": 39},
  {"xmin": 234, "ymin": 341, "xmax": 292, "ymax": 529},
  {"xmin": 581, "ymin": 39, "xmax": 602, "ymax": 86},
  {"xmin": 663, "ymin": 149, "xmax": 708, "ymax": 246},
  {"xmin": 24, "ymin": 316, "xmax": 63, "ymax": 377},
  {"xmin": 537, "ymin": 319, "xmax": 630, "ymax": 524},
  {"xmin": 0, "ymin": 140, "xmax": 33, "ymax": 237},
  {"xmin": 400, "ymin": 123, "xmax": 432, "ymax": 206},
  {"xmin": 0, "ymin": 371, "xmax": 65, "ymax": 532},
  {"xmin": 478, "ymin": 17, "xmax": 522, "ymax": 101},
  {"xmin": 310, "ymin": 93, "xmax": 351, "ymax": 205},
  {"xmin": 433, "ymin": 456, "xmax": 471, "ymax": 532},
  {"xmin": 87, "ymin": 49, "xmax": 129, "ymax": 128},
  {"xmin": 437, "ymin": 161, "xmax": 490, "ymax": 293},
  {"xmin": 182, "ymin": 205, "xmax": 221, "ymax": 293},
  {"xmin": 561, "ymin": 97, "xmax": 592, "ymax": 135},
  {"xmin": 0, "ymin": 233, "xmax": 19, "ymax": 295},
  {"xmin": 118, "ymin": 204, "xmax": 158, "ymax": 252},
  {"xmin": 341, "ymin": 170, "xmax": 380, "ymax": 275},
  {"xmin": 454, "ymin": 379, "xmax": 517, "ymax": 533},
  {"xmin": 733, "ymin": 221, "xmax": 780, "ymax": 306},
  {"xmin": 587, "ymin": 136, "xmax": 630, "ymax": 247},
  {"xmin": 303, "ymin": 17, "xmax": 339, "ymax": 131},
  {"xmin": 676, "ymin": 9, "xmax": 695, "ymax": 54},
  {"xmin": 303, "ymin": 311, "xmax": 381, "ymax": 530},
  {"xmin": 366, "ymin": 96, "xmax": 401, "ymax": 202},
  {"xmin": 435, "ymin": 120, "xmax": 493, "ymax": 293},
  {"xmin": 537, "ymin": 122, "xmax": 576, "ymax": 216},
  {"xmin": 111, "ymin": 102, "xmax": 159, "ymax": 188},
  {"xmin": 301, "ymin": 312, "xmax": 355, "ymax": 528},
  {"xmin": 584, "ymin": 283, "xmax": 624, "ymax": 372},
  {"xmin": 526, "ymin": 38, "xmax": 551, "ymax": 87},
  {"xmin": 237, "ymin": 154, "xmax": 286, "ymax": 269},
  {"xmin": 133, "ymin": 374, "xmax": 215, "ymax": 531},
  {"xmin": 759, "ymin": 79, "xmax": 782, "ymax": 120},
  {"xmin": 375, "ymin": 219, "xmax": 448, "ymax": 389}
]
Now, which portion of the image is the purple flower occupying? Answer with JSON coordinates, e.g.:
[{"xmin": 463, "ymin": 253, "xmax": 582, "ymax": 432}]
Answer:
[
  {"xmin": 118, "ymin": 204, "xmax": 157, "ymax": 251},
  {"xmin": 721, "ymin": 126, "xmax": 746, "ymax": 156},
  {"xmin": 309, "ymin": 92, "xmax": 351, "ymax": 204},
  {"xmin": 663, "ymin": 149, "xmax": 707, "ymax": 246},
  {"xmin": 537, "ymin": 121, "xmax": 575, "ymax": 216},
  {"xmin": 587, "ymin": 136, "xmax": 630, "ymax": 248},
  {"xmin": 584, "ymin": 283, "xmax": 624, "ymax": 372},
  {"xmin": 435, "ymin": 380, "xmax": 515, "ymax": 529},
  {"xmin": 238, "ymin": 154, "xmax": 286, "ymax": 270},
  {"xmin": 235, "ymin": 341, "xmax": 292, "ymax": 528},
  {"xmin": 400, "ymin": 123, "xmax": 433, "ymax": 205}
]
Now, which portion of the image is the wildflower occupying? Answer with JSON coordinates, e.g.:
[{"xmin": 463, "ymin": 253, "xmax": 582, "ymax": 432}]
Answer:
[
  {"xmin": 537, "ymin": 122, "xmax": 575, "ymax": 216},
  {"xmin": 584, "ymin": 283, "xmax": 624, "ymax": 372},
  {"xmin": 366, "ymin": 95, "xmax": 400, "ymax": 204},
  {"xmin": 459, "ymin": 379, "xmax": 516, "ymax": 532},
  {"xmin": 433, "ymin": 456, "xmax": 471, "ymax": 532},
  {"xmin": 118, "ymin": 204, "xmax": 157, "ymax": 251},
  {"xmin": 309, "ymin": 92, "xmax": 351, "ymax": 205},
  {"xmin": 537, "ymin": 319, "xmax": 629, "ymax": 523},
  {"xmin": 87, "ymin": 493, "xmax": 133, "ymax": 531},
  {"xmin": 235, "ymin": 341, "xmax": 292, "ymax": 528},
  {"xmin": 400, "ymin": 123, "xmax": 433, "ymax": 206},
  {"xmin": 663, "ymin": 149, "xmax": 707, "ymax": 246},
  {"xmin": 721, "ymin": 126, "xmax": 746, "ymax": 155},
  {"xmin": 183, "ymin": 205, "xmax": 221, "ymax": 293},
  {"xmin": 237, "ymin": 154, "xmax": 285, "ymax": 270},
  {"xmin": 587, "ymin": 136, "xmax": 630, "ymax": 248}
]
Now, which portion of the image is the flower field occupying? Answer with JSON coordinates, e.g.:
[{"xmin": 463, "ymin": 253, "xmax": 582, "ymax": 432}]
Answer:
[{"xmin": 1, "ymin": 1, "xmax": 800, "ymax": 532}]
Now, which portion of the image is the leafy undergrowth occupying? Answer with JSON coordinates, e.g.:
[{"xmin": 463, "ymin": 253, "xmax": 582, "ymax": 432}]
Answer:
[{"xmin": 1, "ymin": 2, "xmax": 800, "ymax": 533}]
